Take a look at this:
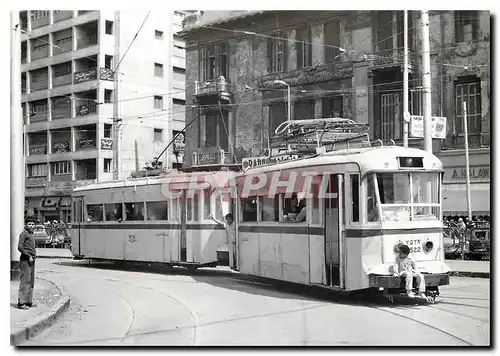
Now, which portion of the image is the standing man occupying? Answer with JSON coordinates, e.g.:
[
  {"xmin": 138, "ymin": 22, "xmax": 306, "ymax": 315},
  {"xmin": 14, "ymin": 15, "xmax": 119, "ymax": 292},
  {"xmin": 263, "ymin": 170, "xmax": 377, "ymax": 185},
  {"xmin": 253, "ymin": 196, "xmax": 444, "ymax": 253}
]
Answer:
[
  {"xmin": 18, "ymin": 219, "xmax": 37, "ymax": 310},
  {"xmin": 209, "ymin": 213, "xmax": 236, "ymax": 269}
]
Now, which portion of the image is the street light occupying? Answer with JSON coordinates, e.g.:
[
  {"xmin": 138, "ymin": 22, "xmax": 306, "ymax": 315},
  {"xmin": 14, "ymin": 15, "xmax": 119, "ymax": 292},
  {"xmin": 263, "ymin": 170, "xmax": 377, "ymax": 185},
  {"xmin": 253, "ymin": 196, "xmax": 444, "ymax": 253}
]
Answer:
[{"xmin": 273, "ymin": 80, "xmax": 291, "ymax": 122}]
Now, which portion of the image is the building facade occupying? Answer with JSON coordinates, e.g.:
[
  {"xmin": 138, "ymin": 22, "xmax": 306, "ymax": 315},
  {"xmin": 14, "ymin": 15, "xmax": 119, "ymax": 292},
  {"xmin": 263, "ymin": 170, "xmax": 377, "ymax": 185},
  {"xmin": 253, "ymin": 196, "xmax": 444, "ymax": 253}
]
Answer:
[
  {"xmin": 181, "ymin": 10, "xmax": 490, "ymax": 217},
  {"xmin": 21, "ymin": 10, "xmax": 190, "ymax": 223}
]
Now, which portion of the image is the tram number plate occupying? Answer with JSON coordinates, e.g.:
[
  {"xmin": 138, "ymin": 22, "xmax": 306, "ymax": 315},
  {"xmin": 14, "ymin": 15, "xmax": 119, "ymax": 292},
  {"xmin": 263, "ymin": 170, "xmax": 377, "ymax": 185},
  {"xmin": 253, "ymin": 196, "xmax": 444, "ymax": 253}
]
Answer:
[{"xmin": 404, "ymin": 239, "xmax": 421, "ymax": 253}]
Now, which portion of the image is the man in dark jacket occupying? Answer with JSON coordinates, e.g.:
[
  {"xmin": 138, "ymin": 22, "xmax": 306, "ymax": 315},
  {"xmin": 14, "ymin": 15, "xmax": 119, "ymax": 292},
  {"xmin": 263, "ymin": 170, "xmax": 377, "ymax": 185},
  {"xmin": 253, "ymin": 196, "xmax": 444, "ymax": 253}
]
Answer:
[{"xmin": 18, "ymin": 219, "xmax": 37, "ymax": 310}]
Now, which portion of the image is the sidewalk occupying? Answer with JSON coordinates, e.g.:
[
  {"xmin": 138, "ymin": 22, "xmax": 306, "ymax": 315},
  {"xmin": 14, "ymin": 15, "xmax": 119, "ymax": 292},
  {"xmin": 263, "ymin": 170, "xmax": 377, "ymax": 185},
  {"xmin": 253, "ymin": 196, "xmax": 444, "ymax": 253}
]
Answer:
[
  {"xmin": 10, "ymin": 277, "xmax": 70, "ymax": 345},
  {"xmin": 445, "ymin": 259, "xmax": 490, "ymax": 278},
  {"xmin": 37, "ymin": 247, "xmax": 73, "ymax": 259}
]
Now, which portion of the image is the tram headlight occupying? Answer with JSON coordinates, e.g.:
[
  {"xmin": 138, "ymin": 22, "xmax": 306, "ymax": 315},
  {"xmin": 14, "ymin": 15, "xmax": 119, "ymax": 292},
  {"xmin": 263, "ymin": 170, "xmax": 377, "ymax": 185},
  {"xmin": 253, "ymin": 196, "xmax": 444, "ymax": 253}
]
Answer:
[{"xmin": 424, "ymin": 240, "xmax": 434, "ymax": 252}]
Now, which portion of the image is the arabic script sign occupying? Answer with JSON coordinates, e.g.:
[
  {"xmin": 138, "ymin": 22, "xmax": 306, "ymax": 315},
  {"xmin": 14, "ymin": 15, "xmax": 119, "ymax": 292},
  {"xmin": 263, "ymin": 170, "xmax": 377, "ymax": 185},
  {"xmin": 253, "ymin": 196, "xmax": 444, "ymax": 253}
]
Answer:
[
  {"xmin": 101, "ymin": 138, "xmax": 113, "ymax": 150},
  {"xmin": 74, "ymin": 68, "xmax": 97, "ymax": 84},
  {"xmin": 79, "ymin": 138, "xmax": 96, "ymax": 148},
  {"xmin": 242, "ymin": 155, "xmax": 299, "ymax": 171}
]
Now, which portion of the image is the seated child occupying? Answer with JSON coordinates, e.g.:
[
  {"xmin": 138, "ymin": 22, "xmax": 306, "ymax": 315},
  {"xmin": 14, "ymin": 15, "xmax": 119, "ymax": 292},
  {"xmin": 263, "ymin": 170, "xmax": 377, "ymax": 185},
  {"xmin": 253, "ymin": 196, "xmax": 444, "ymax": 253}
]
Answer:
[{"xmin": 393, "ymin": 244, "xmax": 426, "ymax": 298}]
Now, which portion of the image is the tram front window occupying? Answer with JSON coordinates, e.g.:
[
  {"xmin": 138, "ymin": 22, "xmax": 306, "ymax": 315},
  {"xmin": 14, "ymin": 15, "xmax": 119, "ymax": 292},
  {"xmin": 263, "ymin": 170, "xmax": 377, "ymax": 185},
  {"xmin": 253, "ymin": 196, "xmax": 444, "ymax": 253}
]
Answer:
[{"xmin": 367, "ymin": 172, "xmax": 440, "ymax": 222}]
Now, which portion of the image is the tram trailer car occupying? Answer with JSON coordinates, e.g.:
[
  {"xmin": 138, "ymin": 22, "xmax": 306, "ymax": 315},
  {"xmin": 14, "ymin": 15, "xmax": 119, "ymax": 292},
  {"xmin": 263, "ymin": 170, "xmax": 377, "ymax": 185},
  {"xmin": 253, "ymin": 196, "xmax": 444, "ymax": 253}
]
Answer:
[
  {"xmin": 234, "ymin": 146, "xmax": 450, "ymax": 301},
  {"xmin": 71, "ymin": 171, "xmax": 232, "ymax": 270}
]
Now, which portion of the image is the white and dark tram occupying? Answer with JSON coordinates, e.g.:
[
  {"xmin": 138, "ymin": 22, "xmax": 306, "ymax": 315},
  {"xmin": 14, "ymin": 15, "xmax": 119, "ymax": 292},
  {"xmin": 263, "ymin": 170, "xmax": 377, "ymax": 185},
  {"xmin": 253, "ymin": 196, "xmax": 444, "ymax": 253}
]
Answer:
[{"xmin": 71, "ymin": 145, "xmax": 450, "ymax": 301}]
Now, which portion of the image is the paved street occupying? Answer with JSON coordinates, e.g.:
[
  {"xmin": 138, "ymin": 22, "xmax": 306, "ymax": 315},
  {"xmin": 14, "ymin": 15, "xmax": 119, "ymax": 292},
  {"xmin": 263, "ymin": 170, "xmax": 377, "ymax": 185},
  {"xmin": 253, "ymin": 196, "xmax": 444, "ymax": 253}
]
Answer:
[{"xmin": 23, "ymin": 259, "xmax": 490, "ymax": 346}]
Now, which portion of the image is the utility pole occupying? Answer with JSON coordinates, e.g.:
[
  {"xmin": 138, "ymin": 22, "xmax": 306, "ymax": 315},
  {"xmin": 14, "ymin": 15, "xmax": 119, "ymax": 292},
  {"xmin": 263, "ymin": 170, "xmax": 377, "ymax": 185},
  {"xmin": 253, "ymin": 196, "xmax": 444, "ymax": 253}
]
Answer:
[
  {"xmin": 11, "ymin": 10, "xmax": 22, "ymax": 280},
  {"xmin": 402, "ymin": 10, "xmax": 409, "ymax": 147},
  {"xmin": 113, "ymin": 10, "xmax": 121, "ymax": 180},
  {"xmin": 421, "ymin": 10, "xmax": 432, "ymax": 153},
  {"xmin": 463, "ymin": 101, "xmax": 472, "ymax": 222}
]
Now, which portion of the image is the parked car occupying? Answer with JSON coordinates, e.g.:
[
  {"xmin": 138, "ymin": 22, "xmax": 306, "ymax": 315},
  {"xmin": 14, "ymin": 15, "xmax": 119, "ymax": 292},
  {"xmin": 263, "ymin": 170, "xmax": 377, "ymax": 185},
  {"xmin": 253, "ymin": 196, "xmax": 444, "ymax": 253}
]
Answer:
[
  {"xmin": 467, "ymin": 222, "xmax": 490, "ymax": 260},
  {"xmin": 33, "ymin": 224, "xmax": 50, "ymax": 247}
]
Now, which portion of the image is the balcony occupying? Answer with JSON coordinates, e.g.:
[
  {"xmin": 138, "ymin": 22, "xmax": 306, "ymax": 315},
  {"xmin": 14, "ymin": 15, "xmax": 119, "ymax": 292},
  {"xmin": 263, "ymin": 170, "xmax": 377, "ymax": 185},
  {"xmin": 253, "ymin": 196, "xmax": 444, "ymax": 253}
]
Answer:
[
  {"xmin": 30, "ymin": 11, "xmax": 50, "ymax": 29},
  {"xmin": 52, "ymin": 140, "xmax": 71, "ymax": 153},
  {"xmin": 194, "ymin": 76, "xmax": 232, "ymax": 104},
  {"xmin": 52, "ymin": 30, "xmax": 73, "ymax": 56},
  {"xmin": 30, "ymin": 35, "xmax": 50, "ymax": 61},
  {"xmin": 367, "ymin": 48, "xmax": 416, "ymax": 73},
  {"xmin": 52, "ymin": 62, "xmax": 72, "ymax": 87},
  {"xmin": 442, "ymin": 133, "xmax": 490, "ymax": 150},
  {"xmin": 76, "ymin": 21, "xmax": 98, "ymax": 50},
  {"xmin": 75, "ymin": 159, "xmax": 97, "ymax": 180},
  {"xmin": 30, "ymin": 67, "xmax": 49, "ymax": 91},
  {"xmin": 51, "ymin": 96, "xmax": 72, "ymax": 119},
  {"xmin": 75, "ymin": 124, "xmax": 97, "ymax": 152}
]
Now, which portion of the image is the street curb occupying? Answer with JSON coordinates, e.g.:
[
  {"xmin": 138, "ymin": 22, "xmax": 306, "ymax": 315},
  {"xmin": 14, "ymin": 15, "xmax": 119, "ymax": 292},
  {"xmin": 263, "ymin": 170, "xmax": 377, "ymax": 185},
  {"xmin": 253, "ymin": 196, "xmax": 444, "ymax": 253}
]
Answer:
[
  {"xmin": 38, "ymin": 255, "xmax": 73, "ymax": 259},
  {"xmin": 450, "ymin": 271, "xmax": 490, "ymax": 278},
  {"xmin": 11, "ymin": 278, "xmax": 71, "ymax": 346}
]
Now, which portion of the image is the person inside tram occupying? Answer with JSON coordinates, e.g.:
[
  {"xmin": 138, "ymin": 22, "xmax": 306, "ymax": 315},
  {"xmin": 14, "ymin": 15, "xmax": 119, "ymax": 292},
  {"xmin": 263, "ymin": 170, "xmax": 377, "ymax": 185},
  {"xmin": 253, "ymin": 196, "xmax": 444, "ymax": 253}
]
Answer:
[
  {"xmin": 283, "ymin": 194, "xmax": 300, "ymax": 221},
  {"xmin": 294, "ymin": 198, "xmax": 307, "ymax": 222},
  {"xmin": 392, "ymin": 244, "xmax": 426, "ymax": 299},
  {"xmin": 209, "ymin": 213, "xmax": 236, "ymax": 267}
]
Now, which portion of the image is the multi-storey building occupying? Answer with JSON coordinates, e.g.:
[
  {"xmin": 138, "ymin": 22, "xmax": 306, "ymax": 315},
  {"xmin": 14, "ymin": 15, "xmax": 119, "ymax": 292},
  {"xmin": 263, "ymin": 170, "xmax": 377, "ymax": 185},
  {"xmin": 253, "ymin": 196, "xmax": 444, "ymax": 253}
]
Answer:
[
  {"xmin": 21, "ymin": 10, "xmax": 190, "ymax": 223},
  {"xmin": 180, "ymin": 10, "xmax": 490, "ymax": 217}
]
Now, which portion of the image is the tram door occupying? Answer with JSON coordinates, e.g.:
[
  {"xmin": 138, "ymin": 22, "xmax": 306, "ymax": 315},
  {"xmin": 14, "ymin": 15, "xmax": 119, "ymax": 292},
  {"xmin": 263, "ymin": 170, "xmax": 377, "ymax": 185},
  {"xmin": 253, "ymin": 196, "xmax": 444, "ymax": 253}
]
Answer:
[
  {"xmin": 324, "ymin": 174, "xmax": 344, "ymax": 288},
  {"xmin": 180, "ymin": 191, "xmax": 187, "ymax": 262},
  {"xmin": 72, "ymin": 197, "xmax": 84, "ymax": 256}
]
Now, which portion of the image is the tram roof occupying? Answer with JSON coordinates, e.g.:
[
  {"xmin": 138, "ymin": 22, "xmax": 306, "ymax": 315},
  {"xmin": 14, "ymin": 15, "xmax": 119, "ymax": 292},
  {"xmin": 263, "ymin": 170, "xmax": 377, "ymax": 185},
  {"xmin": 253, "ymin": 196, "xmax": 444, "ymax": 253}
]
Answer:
[
  {"xmin": 72, "ymin": 170, "xmax": 221, "ymax": 192},
  {"xmin": 242, "ymin": 146, "xmax": 443, "ymax": 176},
  {"xmin": 74, "ymin": 146, "xmax": 442, "ymax": 193}
]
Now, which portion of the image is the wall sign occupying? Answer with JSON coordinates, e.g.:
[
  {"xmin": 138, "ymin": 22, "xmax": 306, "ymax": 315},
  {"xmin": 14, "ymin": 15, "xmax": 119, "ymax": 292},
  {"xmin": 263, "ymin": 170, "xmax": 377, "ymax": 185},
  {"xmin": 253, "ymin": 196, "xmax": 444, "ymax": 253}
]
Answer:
[
  {"xmin": 74, "ymin": 68, "xmax": 97, "ymax": 84},
  {"xmin": 101, "ymin": 138, "xmax": 113, "ymax": 150},
  {"xmin": 444, "ymin": 166, "xmax": 490, "ymax": 183},
  {"xmin": 242, "ymin": 155, "xmax": 299, "ymax": 171},
  {"xmin": 410, "ymin": 115, "xmax": 447, "ymax": 139}
]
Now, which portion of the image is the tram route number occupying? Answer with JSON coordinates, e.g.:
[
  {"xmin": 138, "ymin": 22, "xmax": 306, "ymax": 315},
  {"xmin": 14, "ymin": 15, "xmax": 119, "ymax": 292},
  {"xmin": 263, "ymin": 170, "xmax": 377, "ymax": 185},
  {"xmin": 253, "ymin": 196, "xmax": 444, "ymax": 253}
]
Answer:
[{"xmin": 404, "ymin": 239, "xmax": 421, "ymax": 254}]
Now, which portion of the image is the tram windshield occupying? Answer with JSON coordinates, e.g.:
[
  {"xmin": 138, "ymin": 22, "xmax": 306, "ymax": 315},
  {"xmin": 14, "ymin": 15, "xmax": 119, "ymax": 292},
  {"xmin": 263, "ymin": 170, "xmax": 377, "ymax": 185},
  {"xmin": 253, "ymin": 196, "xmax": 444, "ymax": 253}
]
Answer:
[{"xmin": 366, "ymin": 172, "xmax": 440, "ymax": 222}]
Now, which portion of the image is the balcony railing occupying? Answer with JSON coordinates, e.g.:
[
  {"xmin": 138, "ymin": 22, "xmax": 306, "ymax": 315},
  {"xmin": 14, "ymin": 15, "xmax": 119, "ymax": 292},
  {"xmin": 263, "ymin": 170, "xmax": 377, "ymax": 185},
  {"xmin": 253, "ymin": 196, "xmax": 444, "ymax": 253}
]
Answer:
[
  {"xmin": 30, "ymin": 79, "xmax": 49, "ymax": 91},
  {"xmin": 52, "ymin": 73, "xmax": 72, "ymax": 87},
  {"xmin": 73, "ymin": 68, "xmax": 97, "ymax": 84},
  {"xmin": 442, "ymin": 133, "xmax": 490, "ymax": 150},
  {"xmin": 31, "ymin": 15, "xmax": 50, "ymax": 29},
  {"xmin": 76, "ymin": 172, "xmax": 97, "ymax": 180},
  {"xmin": 53, "ymin": 10, "xmax": 73, "ymax": 23},
  {"xmin": 100, "ymin": 67, "xmax": 114, "ymax": 81},
  {"xmin": 194, "ymin": 77, "xmax": 231, "ymax": 103},
  {"xmin": 77, "ymin": 36, "xmax": 98, "ymax": 50},
  {"xmin": 29, "ymin": 144, "xmax": 47, "ymax": 155},
  {"xmin": 77, "ymin": 138, "xmax": 96, "ymax": 150},
  {"xmin": 52, "ymin": 140, "xmax": 71, "ymax": 153},
  {"xmin": 53, "ymin": 38, "xmax": 73, "ymax": 55},
  {"xmin": 30, "ymin": 111, "xmax": 48, "ymax": 123},
  {"xmin": 51, "ymin": 106, "xmax": 71, "ymax": 119},
  {"xmin": 30, "ymin": 45, "xmax": 49, "ymax": 61},
  {"xmin": 368, "ymin": 48, "xmax": 416, "ymax": 71}
]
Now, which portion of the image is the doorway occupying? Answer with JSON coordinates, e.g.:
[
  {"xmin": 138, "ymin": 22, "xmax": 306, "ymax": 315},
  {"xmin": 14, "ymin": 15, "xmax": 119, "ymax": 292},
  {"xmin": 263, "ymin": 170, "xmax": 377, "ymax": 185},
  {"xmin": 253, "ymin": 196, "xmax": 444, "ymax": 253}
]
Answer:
[{"xmin": 324, "ymin": 174, "xmax": 344, "ymax": 287}]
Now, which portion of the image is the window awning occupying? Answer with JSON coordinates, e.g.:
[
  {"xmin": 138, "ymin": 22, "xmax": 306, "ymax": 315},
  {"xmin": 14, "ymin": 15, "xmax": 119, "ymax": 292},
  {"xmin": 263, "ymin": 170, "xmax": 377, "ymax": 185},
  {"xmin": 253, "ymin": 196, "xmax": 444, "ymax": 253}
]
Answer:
[{"xmin": 442, "ymin": 183, "xmax": 490, "ymax": 215}]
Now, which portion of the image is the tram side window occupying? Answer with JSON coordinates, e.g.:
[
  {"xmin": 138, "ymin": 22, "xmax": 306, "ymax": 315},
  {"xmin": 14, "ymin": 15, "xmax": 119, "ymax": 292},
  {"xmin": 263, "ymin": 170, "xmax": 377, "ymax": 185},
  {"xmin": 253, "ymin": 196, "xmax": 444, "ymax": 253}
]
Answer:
[
  {"xmin": 283, "ymin": 193, "xmax": 307, "ymax": 223},
  {"xmin": 169, "ymin": 197, "xmax": 180, "ymax": 221},
  {"xmin": 203, "ymin": 190, "xmax": 210, "ymax": 220},
  {"xmin": 125, "ymin": 202, "xmax": 144, "ymax": 221},
  {"xmin": 367, "ymin": 175, "xmax": 379, "ymax": 222},
  {"xmin": 105, "ymin": 203, "xmax": 123, "ymax": 221},
  {"xmin": 311, "ymin": 184, "xmax": 321, "ymax": 224},
  {"xmin": 86, "ymin": 204, "xmax": 104, "ymax": 222},
  {"xmin": 350, "ymin": 174, "xmax": 360, "ymax": 223},
  {"xmin": 241, "ymin": 197, "xmax": 258, "ymax": 222},
  {"xmin": 186, "ymin": 193, "xmax": 199, "ymax": 221},
  {"xmin": 259, "ymin": 195, "xmax": 279, "ymax": 222},
  {"xmin": 147, "ymin": 201, "xmax": 168, "ymax": 221}
]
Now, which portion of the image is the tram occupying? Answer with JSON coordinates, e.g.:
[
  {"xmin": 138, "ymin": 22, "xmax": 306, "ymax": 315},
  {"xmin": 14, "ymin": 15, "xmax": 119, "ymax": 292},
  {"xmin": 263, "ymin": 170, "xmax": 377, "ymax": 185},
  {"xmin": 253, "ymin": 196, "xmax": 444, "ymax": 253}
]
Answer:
[{"xmin": 71, "ymin": 118, "xmax": 450, "ymax": 301}]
